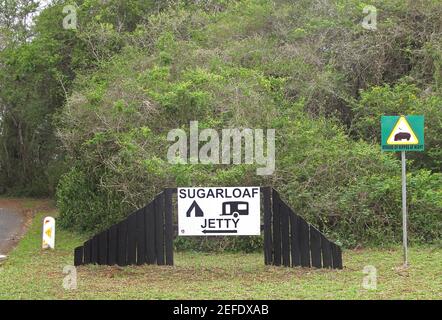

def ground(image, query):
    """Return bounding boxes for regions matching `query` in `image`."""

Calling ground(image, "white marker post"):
[401,151,408,266]
[42,217,55,249]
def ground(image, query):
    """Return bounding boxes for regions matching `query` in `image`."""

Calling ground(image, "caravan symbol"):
[221,201,249,218]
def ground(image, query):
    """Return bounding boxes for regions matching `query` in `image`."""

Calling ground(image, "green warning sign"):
[381,115,424,152]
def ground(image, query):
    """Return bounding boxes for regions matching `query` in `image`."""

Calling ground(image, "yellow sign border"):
[387,116,419,145]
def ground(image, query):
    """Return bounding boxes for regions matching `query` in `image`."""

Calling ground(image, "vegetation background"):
[0,0,441,250]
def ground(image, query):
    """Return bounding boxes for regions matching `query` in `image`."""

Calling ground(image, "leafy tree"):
[54,0,441,247]
[0,0,169,194]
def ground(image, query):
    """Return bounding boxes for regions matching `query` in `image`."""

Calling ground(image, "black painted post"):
[108,224,118,265]
[331,243,343,269]
[164,188,174,266]
[136,208,146,265]
[298,218,311,267]
[145,202,156,264]
[74,246,83,266]
[280,202,291,267]
[154,192,165,265]
[117,220,128,266]
[272,189,282,266]
[98,230,108,265]
[289,211,301,267]
[321,234,332,268]
[127,213,137,265]
[83,239,92,265]
[309,225,322,268]
[262,187,272,265]
[91,235,99,264]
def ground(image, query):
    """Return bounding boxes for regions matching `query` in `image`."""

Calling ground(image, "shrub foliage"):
[1,0,441,248]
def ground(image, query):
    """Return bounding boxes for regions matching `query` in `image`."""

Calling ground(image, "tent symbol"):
[186,200,204,217]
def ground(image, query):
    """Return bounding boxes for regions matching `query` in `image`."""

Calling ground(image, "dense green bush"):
[351,80,442,171]
[50,0,442,248]
[56,166,129,234]
[335,170,442,246]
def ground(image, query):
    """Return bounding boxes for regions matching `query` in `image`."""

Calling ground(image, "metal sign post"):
[381,115,424,267]
[401,151,408,266]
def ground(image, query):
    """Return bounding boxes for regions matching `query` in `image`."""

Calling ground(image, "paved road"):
[0,206,25,255]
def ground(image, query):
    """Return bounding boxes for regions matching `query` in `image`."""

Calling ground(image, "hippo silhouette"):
[394,132,411,141]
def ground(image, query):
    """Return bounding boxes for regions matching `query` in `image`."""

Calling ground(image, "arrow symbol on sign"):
[202,230,238,234]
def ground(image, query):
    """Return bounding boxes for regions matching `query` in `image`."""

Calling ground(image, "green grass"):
[0,210,441,299]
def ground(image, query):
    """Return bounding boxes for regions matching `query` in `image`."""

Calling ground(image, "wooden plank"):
[331,243,343,269]
[127,212,137,265]
[289,211,301,267]
[272,189,281,266]
[108,224,118,265]
[74,246,83,266]
[83,239,91,265]
[280,201,291,267]
[91,235,99,264]
[117,220,128,266]
[164,188,174,266]
[298,217,311,267]
[321,234,332,268]
[262,187,272,265]
[154,192,165,265]
[136,208,146,265]
[98,230,108,265]
[145,202,156,264]
[309,225,322,268]
[336,245,343,269]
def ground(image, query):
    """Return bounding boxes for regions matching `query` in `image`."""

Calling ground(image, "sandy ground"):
[0,199,52,256]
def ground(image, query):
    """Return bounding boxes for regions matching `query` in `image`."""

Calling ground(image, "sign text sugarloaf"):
[179,187,259,200]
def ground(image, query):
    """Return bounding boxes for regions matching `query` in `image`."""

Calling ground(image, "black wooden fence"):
[74,187,342,269]
[262,187,342,269]
[74,188,175,267]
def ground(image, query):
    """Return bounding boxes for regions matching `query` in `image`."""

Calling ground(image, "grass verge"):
[0,208,441,299]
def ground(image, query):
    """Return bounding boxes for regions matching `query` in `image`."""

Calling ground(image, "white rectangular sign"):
[177,187,261,236]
